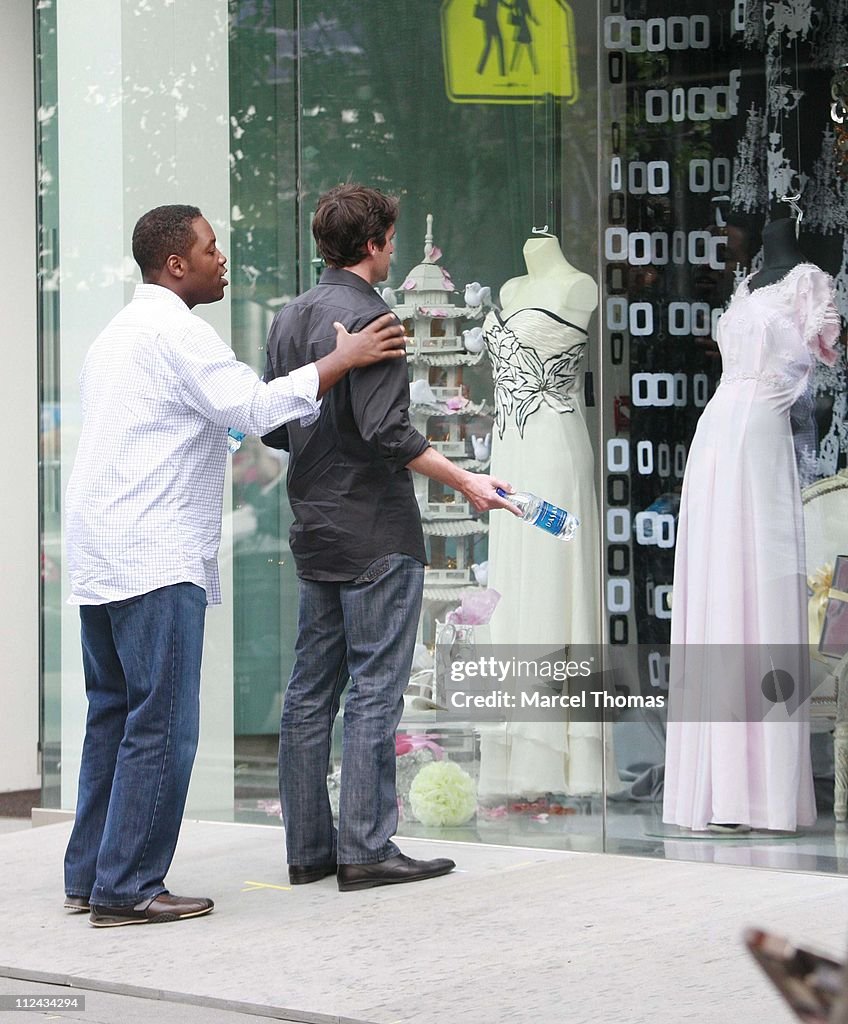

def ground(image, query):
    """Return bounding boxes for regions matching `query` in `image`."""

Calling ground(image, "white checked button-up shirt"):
[66,284,320,605]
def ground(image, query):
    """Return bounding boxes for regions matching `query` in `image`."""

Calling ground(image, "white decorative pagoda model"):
[391,214,494,616]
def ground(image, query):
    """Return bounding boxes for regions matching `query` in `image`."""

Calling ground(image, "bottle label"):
[533,500,569,536]
[227,428,246,455]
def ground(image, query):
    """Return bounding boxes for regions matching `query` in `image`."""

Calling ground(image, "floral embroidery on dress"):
[484,320,585,439]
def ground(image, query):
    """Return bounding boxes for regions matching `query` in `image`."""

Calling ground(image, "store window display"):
[663,215,841,834]
[230,437,292,736]
[478,235,619,799]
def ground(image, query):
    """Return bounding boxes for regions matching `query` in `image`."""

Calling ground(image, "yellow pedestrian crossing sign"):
[441,0,579,105]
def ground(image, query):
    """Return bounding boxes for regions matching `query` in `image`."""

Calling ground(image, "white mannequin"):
[500,236,598,327]
[478,235,617,799]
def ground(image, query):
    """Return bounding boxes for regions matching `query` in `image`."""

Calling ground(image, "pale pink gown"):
[663,264,840,831]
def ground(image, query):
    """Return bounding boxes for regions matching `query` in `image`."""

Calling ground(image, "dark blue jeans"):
[64,583,207,907]
[279,554,424,865]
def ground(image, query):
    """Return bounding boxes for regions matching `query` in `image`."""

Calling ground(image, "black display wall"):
[600,0,848,689]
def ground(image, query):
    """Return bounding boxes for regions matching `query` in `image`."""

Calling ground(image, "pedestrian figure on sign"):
[509,0,540,74]
[475,0,506,76]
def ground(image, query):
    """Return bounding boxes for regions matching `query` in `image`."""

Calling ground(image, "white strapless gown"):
[478,307,618,796]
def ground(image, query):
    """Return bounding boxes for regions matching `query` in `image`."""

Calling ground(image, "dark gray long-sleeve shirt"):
[262,268,429,581]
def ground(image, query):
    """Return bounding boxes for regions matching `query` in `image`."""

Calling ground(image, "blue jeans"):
[279,554,424,865]
[64,583,207,907]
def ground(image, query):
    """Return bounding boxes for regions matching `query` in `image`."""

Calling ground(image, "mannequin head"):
[748,216,806,290]
[761,217,804,264]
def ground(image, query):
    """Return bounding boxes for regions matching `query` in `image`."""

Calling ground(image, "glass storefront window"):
[36,0,62,811]
[227,0,607,850]
[38,0,236,818]
[36,0,848,874]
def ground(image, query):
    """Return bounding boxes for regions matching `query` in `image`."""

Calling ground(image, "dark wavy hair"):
[312,185,398,268]
[132,204,202,277]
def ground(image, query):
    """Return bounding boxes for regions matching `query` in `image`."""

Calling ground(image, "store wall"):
[0,1,40,793]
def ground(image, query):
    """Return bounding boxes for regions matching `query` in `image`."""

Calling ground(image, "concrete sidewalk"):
[0,819,846,1023]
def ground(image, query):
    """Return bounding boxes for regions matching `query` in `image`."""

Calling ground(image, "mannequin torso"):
[748,217,806,291]
[500,236,598,328]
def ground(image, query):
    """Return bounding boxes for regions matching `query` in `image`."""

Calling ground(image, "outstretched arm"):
[406,446,520,515]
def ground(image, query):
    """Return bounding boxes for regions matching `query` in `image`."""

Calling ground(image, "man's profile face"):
[371,224,396,284]
[182,217,228,305]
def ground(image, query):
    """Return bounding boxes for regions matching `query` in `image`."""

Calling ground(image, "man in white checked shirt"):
[62,204,406,927]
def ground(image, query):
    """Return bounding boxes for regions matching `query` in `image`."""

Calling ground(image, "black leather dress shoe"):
[89,893,214,927]
[288,862,337,885]
[337,853,455,891]
[64,895,90,913]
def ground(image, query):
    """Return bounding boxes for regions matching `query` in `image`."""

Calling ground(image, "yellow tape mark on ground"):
[242,880,292,893]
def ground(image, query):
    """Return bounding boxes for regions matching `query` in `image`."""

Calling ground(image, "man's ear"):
[365,237,379,256]
[165,253,185,279]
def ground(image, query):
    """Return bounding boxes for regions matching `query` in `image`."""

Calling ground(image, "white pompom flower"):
[409,760,477,827]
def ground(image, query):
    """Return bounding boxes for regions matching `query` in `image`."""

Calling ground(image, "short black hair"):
[312,185,398,268]
[132,204,202,277]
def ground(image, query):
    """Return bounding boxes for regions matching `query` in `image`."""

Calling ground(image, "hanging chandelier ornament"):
[830,64,848,179]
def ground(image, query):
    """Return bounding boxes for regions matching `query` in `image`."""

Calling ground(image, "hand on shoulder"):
[334,313,407,369]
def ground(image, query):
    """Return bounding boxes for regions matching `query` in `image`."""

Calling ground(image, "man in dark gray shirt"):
[263,184,516,890]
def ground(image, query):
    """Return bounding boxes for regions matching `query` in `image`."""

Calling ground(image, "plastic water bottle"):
[497,488,580,541]
[227,428,245,454]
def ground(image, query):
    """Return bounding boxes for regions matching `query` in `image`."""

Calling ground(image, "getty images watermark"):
[447,653,664,712]
[431,644,814,723]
